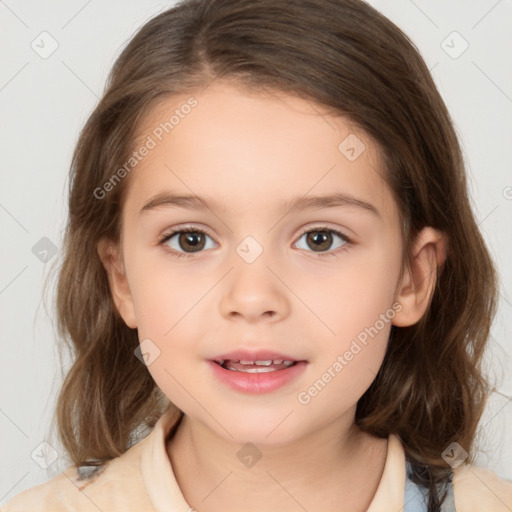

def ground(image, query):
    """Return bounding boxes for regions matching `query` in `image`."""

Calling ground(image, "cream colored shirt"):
[3,409,511,511]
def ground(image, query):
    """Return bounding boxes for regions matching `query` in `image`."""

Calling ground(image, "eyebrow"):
[138,191,381,218]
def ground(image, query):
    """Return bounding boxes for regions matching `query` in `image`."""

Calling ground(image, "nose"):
[218,252,290,323]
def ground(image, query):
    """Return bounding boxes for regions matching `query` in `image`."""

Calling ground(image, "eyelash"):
[158,226,352,259]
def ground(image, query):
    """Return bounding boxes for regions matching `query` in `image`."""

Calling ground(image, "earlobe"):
[392,227,447,328]
[97,238,138,329]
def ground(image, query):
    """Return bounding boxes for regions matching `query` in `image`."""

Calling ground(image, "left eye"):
[294,228,349,255]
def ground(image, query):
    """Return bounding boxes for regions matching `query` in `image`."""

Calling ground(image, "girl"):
[3,0,511,511]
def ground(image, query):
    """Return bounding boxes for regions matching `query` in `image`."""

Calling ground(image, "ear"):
[97,238,137,329]
[392,227,447,327]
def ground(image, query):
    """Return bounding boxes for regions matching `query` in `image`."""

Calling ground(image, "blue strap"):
[404,460,456,511]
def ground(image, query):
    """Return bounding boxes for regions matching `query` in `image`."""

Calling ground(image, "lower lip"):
[207,360,308,394]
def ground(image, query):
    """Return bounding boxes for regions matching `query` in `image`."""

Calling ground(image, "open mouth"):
[213,359,299,373]
[208,358,308,393]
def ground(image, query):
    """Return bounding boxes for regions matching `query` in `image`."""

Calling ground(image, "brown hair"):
[51,1,498,510]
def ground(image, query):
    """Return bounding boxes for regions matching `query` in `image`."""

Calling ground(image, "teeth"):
[218,359,296,372]
[220,359,294,366]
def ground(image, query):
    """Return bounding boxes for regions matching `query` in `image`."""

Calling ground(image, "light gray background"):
[1,0,511,506]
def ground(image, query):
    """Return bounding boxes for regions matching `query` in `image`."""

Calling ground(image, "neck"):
[166,409,388,512]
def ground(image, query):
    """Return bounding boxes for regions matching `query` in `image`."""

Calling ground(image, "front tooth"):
[236,359,293,366]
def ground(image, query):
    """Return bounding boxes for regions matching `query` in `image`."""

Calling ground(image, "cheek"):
[295,295,393,424]
[128,261,208,409]
[301,243,401,339]
[296,243,401,404]
[127,247,207,335]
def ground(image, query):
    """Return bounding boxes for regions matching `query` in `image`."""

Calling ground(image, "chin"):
[213,412,304,447]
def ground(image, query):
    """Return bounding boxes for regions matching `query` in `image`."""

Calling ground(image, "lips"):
[208,358,308,393]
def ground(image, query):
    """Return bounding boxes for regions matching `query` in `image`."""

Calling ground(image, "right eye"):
[159,228,217,258]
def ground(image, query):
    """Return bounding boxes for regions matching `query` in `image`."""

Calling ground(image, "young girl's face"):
[105,80,411,445]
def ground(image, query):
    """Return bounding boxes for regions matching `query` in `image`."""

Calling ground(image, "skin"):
[98,80,446,512]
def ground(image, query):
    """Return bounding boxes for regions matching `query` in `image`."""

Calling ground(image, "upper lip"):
[210,350,305,363]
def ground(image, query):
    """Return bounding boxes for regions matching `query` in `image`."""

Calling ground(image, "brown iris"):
[179,231,206,252]
[306,230,333,252]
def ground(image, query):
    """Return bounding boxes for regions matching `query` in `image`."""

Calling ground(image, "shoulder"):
[453,463,512,512]
[1,464,105,512]
[1,438,155,512]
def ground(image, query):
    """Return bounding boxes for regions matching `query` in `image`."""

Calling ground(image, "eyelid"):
[299,223,352,239]
[159,222,352,240]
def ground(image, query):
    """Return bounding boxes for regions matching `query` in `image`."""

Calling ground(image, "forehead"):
[124,80,397,222]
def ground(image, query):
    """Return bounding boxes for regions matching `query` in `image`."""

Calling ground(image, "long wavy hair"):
[50,1,499,510]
